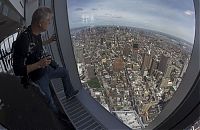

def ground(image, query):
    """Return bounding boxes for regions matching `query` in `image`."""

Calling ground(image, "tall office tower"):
[132,42,139,62]
[133,43,139,50]
[74,47,84,63]
[149,58,159,76]
[84,56,91,65]
[101,37,104,45]
[113,57,124,72]
[141,53,152,72]
[180,59,189,78]
[86,64,96,79]
[158,54,170,74]
[123,44,131,57]
[132,51,138,63]
[160,78,170,88]
[164,65,173,78]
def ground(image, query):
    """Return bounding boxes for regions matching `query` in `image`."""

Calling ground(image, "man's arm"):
[42,39,51,45]
[42,34,56,45]
[27,62,40,74]
[27,56,51,74]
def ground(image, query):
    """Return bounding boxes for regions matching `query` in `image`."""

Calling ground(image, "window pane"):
[68,0,195,128]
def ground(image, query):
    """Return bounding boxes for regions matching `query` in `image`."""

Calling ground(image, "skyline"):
[67,0,195,43]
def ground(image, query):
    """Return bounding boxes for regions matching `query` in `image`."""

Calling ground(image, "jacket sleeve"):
[13,33,30,76]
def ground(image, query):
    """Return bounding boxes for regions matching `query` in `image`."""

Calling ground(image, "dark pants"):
[35,66,75,112]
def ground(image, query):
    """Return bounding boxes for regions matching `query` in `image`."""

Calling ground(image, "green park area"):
[87,77,101,89]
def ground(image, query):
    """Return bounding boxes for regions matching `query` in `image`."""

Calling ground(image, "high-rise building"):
[180,59,189,78]
[141,53,152,72]
[74,47,84,63]
[133,63,140,71]
[113,57,124,72]
[86,64,96,79]
[149,58,159,76]
[101,37,104,45]
[132,42,139,62]
[164,65,173,78]
[132,51,138,63]
[84,56,91,65]
[158,55,170,74]
[133,43,139,50]
[160,78,170,88]
[123,44,131,57]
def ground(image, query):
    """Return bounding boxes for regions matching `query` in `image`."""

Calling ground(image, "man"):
[12,7,78,113]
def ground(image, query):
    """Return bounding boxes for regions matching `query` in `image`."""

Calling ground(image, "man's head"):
[31,7,53,32]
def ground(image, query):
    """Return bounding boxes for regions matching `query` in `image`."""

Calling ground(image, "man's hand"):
[37,56,52,68]
[27,56,51,74]
[48,34,57,43]
[43,34,57,45]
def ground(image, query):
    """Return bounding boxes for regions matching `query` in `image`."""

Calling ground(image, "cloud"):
[92,8,98,11]
[105,13,112,16]
[75,8,84,11]
[184,10,194,16]
[68,0,195,43]
[112,16,122,19]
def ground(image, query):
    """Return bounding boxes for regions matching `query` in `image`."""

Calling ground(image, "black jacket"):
[13,26,46,81]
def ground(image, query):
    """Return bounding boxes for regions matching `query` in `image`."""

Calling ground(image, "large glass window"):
[67,0,195,129]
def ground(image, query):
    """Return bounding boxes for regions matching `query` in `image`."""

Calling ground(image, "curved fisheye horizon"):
[68,0,195,43]
[70,25,194,46]
[0,0,199,130]
[68,0,196,129]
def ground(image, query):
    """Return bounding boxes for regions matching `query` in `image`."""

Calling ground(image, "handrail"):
[0,32,18,73]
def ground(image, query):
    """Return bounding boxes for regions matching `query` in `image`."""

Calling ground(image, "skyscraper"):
[158,55,170,74]
[113,57,124,72]
[164,65,173,78]
[141,53,152,72]
[149,58,159,76]
[123,44,131,57]
[86,64,96,79]
[74,47,84,63]
[84,56,91,65]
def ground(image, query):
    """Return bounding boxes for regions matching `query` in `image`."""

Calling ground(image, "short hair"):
[31,7,53,25]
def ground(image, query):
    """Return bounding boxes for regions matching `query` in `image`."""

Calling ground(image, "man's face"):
[39,14,52,32]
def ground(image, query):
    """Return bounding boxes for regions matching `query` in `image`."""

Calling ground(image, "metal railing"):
[0,32,18,73]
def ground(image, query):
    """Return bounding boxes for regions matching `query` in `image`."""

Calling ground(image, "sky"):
[67,0,195,43]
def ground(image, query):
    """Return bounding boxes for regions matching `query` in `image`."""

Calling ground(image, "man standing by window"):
[12,7,79,113]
